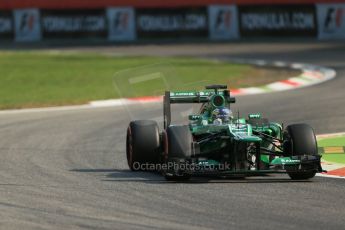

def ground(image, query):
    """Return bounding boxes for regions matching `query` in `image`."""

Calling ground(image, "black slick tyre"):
[283,124,318,180]
[126,120,160,171]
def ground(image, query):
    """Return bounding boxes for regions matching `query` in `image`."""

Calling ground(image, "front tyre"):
[283,124,318,180]
[163,125,192,181]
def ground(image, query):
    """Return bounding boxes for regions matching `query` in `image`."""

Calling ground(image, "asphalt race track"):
[1,42,345,230]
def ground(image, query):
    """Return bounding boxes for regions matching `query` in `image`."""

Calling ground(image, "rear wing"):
[163,90,235,128]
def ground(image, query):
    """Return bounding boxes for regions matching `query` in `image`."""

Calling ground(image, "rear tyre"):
[283,124,318,180]
[126,120,160,171]
[164,125,192,181]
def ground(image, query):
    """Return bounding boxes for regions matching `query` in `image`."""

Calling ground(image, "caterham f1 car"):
[126,85,323,181]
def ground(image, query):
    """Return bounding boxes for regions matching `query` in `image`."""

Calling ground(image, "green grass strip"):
[0,51,253,109]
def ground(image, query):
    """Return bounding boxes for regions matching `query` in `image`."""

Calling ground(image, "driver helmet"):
[211,107,232,124]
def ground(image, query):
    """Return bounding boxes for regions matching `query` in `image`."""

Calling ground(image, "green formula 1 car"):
[126,85,323,181]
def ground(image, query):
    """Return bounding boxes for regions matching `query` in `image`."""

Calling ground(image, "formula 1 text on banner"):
[41,9,106,39]
[136,7,208,40]
[239,5,317,37]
